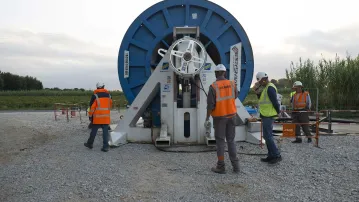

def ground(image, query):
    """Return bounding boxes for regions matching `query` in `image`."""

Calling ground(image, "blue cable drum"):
[118,0,254,123]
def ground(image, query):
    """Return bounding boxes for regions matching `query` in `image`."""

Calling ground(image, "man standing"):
[290,81,312,143]
[206,64,240,174]
[256,72,282,164]
[84,82,113,152]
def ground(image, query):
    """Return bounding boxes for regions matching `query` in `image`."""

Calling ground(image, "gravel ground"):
[0,111,359,202]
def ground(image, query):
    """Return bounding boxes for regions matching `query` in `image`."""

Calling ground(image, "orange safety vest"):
[211,80,237,118]
[89,89,112,124]
[293,91,309,110]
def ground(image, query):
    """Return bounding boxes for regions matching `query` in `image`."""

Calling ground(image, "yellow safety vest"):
[290,91,296,97]
[258,83,278,117]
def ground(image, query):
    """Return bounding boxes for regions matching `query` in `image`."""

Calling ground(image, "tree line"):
[285,54,359,110]
[0,71,43,91]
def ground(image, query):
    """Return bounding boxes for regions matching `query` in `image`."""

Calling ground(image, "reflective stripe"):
[213,80,235,102]
[94,94,111,110]
[293,92,307,109]
[93,114,110,117]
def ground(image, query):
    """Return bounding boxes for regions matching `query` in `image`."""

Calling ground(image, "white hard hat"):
[96,82,105,88]
[292,81,303,88]
[215,64,226,71]
[256,72,268,81]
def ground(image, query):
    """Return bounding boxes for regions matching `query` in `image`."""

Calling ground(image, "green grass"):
[0,92,127,110]
[0,90,293,110]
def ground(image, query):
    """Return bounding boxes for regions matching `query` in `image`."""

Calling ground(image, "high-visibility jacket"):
[210,80,237,118]
[293,91,309,110]
[258,83,278,117]
[89,88,112,124]
[290,91,296,98]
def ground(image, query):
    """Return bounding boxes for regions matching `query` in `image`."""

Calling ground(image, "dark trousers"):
[87,124,109,149]
[292,112,312,138]
[262,117,281,158]
[213,117,238,164]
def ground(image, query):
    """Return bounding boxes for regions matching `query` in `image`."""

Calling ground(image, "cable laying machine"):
[109,0,263,147]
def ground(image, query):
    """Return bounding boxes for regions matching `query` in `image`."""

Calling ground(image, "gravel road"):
[0,111,358,202]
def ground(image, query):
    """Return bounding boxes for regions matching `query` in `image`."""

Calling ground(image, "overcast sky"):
[1,0,359,90]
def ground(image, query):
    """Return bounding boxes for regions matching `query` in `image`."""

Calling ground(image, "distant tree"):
[270,79,278,86]
[277,78,291,89]
[0,71,43,91]
[0,71,3,90]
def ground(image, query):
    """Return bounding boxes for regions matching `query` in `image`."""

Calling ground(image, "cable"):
[198,76,208,97]
[153,144,267,155]
[190,76,208,97]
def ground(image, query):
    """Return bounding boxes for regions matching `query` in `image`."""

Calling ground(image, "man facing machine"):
[205,64,240,174]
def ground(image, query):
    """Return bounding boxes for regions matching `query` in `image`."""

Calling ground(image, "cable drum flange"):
[118,0,254,104]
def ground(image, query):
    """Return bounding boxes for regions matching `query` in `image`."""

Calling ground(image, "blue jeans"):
[262,117,280,158]
[87,124,109,149]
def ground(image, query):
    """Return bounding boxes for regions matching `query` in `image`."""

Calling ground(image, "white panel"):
[235,125,246,141]
[174,108,197,143]
[127,127,152,143]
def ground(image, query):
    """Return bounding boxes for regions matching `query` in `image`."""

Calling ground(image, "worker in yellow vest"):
[291,81,312,143]
[256,72,282,164]
[205,64,239,174]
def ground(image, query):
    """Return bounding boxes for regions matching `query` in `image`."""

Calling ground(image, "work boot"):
[101,147,109,152]
[268,155,282,164]
[260,156,274,162]
[211,161,226,174]
[307,138,312,143]
[231,158,240,173]
[292,138,302,143]
[84,143,93,149]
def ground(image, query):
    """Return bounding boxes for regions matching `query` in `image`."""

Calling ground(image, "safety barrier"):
[259,109,359,148]
[53,103,83,122]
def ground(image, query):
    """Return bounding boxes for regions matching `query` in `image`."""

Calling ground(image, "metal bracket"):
[173,26,200,40]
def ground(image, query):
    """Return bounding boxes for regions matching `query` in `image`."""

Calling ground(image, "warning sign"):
[282,124,296,137]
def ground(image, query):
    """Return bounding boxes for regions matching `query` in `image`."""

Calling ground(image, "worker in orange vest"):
[84,82,113,152]
[291,81,312,143]
[205,64,239,174]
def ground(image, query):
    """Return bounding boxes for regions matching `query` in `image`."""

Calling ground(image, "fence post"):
[315,111,319,147]
[316,88,319,113]
[328,110,332,133]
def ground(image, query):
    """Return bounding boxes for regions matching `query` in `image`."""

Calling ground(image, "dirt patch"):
[0,117,57,164]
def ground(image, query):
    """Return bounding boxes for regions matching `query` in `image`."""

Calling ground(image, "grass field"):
[0,90,127,110]
[0,89,293,110]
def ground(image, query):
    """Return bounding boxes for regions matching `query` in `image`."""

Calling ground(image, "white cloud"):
[0,29,119,90]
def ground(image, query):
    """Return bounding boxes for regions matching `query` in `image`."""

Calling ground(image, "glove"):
[204,120,211,129]
[247,117,257,122]
[89,116,93,121]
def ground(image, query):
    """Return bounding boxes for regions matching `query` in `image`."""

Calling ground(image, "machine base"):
[109,131,127,147]
[205,136,216,147]
[155,136,171,147]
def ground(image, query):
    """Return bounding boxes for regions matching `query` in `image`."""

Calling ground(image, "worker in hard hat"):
[255,72,282,164]
[205,64,240,174]
[290,81,312,143]
[84,82,113,152]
